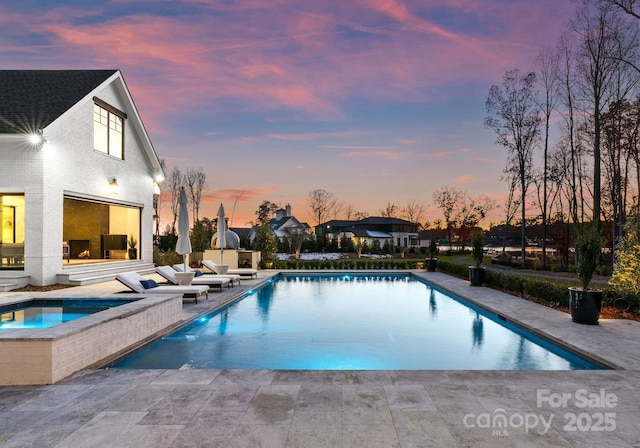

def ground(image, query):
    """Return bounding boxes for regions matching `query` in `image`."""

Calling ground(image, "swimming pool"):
[0,298,136,329]
[113,274,602,370]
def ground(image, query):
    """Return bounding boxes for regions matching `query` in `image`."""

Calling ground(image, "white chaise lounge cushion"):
[116,271,209,298]
[172,264,241,285]
[156,265,230,289]
[201,260,258,278]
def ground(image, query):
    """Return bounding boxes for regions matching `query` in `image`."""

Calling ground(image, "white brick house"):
[0,70,164,287]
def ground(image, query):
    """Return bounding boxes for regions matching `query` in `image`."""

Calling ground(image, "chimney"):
[286,204,291,217]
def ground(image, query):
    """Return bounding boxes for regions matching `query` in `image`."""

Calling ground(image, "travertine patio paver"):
[0,271,639,447]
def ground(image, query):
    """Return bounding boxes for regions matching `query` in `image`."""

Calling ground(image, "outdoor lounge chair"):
[156,265,231,291]
[115,271,208,303]
[201,259,258,279]
[172,264,241,286]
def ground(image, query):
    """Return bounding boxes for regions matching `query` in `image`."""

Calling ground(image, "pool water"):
[114,274,602,370]
[0,299,135,329]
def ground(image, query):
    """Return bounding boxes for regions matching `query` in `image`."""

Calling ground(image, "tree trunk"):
[520,178,527,269]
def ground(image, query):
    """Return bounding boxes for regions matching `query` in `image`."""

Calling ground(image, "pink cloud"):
[265,130,364,140]
[1,0,572,128]
[340,151,405,160]
[201,185,280,204]
[319,145,397,150]
[454,175,476,184]
[421,148,470,160]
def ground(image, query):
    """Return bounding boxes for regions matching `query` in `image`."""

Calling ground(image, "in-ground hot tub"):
[0,294,185,385]
[0,298,139,329]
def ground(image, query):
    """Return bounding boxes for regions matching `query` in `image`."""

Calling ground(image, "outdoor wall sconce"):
[28,131,47,146]
[108,177,119,195]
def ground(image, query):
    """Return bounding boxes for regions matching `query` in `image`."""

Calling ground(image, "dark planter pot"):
[468,266,486,286]
[426,258,437,272]
[568,287,602,324]
[128,249,137,260]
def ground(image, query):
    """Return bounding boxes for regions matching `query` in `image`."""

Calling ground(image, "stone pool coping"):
[415,270,640,370]
[3,268,639,383]
[0,293,186,385]
[0,294,177,340]
[139,270,640,372]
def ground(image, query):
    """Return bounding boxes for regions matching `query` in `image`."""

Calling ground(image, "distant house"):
[249,204,312,245]
[316,217,420,249]
[0,70,164,288]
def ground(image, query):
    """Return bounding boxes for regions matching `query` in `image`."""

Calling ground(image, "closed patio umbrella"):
[216,203,227,264]
[175,187,192,272]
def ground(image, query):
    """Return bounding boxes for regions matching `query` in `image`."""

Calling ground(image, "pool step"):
[57,261,156,286]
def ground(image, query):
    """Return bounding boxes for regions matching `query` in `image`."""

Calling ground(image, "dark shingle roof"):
[0,70,118,133]
[359,216,414,225]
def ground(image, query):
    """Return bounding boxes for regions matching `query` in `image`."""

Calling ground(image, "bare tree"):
[344,203,356,220]
[166,167,184,233]
[401,199,428,228]
[572,0,626,225]
[627,95,640,211]
[454,195,497,247]
[500,168,521,254]
[331,201,345,220]
[534,47,561,269]
[379,201,399,218]
[185,167,207,223]
[432,187,463,251]
[287,228,304,259]
[602,0,640,20]
[308,189,336,226]
[556,33,585,237]
[485,69,541,267]
[154,159,166,239]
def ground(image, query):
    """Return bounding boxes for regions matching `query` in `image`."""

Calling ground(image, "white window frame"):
[93,98,126,159]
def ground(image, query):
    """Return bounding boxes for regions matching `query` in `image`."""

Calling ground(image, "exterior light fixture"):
[28,131,46,146]
[153,181,161,195]
[108,177,119,195]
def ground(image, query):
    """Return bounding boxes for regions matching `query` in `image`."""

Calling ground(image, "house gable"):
[0,69,163,180]
[0,70,117,133]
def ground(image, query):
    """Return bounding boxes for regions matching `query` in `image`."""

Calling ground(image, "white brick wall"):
[0,74,161,285]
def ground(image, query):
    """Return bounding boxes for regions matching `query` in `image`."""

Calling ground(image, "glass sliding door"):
[63,197,140,264]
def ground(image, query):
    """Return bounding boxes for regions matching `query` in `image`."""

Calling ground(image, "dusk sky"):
[1,0,576,228]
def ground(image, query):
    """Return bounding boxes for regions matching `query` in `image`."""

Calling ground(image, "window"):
[1,194,25,269]
[93,100,125,159]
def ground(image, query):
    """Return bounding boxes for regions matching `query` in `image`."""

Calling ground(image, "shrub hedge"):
[437,258,572,308]
[272,258,425,270]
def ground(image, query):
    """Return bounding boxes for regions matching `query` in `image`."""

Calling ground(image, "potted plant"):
[127,235,138,260]
[568,225,603,324]
[468,232,485,286]
[426,234,438,272]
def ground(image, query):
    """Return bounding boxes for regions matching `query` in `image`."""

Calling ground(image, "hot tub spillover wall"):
[0,295,184,385]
